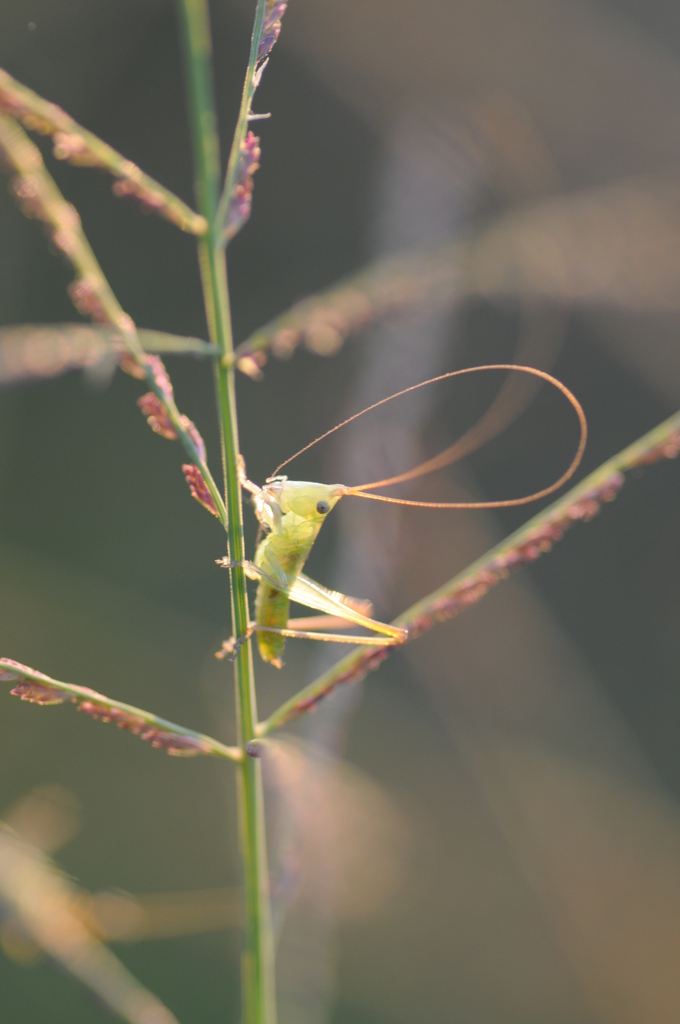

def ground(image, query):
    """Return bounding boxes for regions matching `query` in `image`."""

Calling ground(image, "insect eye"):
[316,500,331,515]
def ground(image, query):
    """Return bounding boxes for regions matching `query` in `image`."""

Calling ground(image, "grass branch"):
[0,113,227,525]
[0,660,241,760]
[256,408,680,736]
[0,323,218,386]
[215,0,269,237]
[0,67,207,235]
[229,241,462,372]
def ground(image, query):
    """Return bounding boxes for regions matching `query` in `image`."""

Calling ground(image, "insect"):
[218,365,587,667]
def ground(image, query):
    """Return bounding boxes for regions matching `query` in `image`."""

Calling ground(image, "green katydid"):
[218,365,587,668]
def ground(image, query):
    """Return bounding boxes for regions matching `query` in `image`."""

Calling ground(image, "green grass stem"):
[176,2,276,1022]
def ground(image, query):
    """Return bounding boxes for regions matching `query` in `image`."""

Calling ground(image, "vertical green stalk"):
[176,3,276,1022]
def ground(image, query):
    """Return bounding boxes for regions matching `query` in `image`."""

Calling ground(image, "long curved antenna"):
[270,365,587,510]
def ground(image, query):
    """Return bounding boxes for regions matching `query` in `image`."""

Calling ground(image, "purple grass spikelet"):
[152,732,213,756]
[112,176,166,213]
[182,464,219,517]
[11,174,45,219]
[136,355,206,461]
[117,353,147,379]
[629,429,680,467]
[10,680,69,705]
[236,351,267,379]
[181,418,207,463]
[258,1,288,61]
[77,701,212,756]
[1,661,67,705]
[52,131,100,166]
[224,131,261,241]
[68,276,109,323]
[137,392,178,440]
[143,353,173,400]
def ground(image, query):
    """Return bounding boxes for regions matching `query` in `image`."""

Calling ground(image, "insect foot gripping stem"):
[216,557,261,580]
[216,628,254,661]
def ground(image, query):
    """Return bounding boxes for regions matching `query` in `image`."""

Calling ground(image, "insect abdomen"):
[254,580,290,668]
[252,504,325,667]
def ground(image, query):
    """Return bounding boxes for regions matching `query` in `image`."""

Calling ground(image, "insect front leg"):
[215,559,290,661]
[216,557,288,590]
[216,557,259,579]
[215,623,255,661]
[214,560,258,660]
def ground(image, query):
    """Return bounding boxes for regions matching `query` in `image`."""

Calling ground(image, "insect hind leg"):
[246,623,406,647]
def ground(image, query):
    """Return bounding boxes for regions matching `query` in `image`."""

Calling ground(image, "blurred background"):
[1,0,680,1021]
